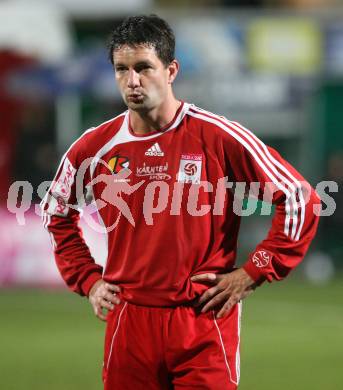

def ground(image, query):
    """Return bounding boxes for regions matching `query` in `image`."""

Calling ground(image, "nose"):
[127,69,140,89]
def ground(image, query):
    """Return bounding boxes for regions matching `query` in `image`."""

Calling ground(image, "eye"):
[136,64,152,73]
[115,66,127,73]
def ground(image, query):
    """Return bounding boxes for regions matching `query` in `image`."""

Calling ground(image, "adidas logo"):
[145,142,164,157]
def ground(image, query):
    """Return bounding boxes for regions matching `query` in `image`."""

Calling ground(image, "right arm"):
[41,138,119,320]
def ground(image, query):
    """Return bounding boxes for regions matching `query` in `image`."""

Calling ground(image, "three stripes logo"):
[145,142,164,157]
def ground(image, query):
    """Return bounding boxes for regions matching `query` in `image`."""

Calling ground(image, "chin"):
[127,100,152,113]
[127,102,144,111]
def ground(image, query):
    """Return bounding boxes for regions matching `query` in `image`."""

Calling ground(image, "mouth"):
[127,93,144,100]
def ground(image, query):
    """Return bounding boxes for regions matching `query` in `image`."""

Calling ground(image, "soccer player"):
[41,15,321,389]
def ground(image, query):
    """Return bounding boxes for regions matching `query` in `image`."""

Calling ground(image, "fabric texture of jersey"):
[41,102,321,306]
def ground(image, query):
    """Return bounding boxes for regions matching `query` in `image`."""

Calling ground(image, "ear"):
[167,59,179,84]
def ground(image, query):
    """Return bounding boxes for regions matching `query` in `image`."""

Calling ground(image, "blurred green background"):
[1,276,342,389]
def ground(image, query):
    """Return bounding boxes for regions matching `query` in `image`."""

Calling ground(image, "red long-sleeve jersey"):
[41,102,321,306]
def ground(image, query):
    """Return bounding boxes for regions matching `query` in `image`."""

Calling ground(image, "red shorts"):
[103,301,242,390]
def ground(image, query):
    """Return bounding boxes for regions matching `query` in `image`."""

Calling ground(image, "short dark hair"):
[108,14,175,67]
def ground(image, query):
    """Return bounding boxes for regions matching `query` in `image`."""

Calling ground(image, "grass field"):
[1,277,342,390]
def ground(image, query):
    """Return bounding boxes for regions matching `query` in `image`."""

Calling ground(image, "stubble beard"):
[125,95,154,114]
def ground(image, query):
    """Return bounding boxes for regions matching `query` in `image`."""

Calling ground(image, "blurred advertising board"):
[247,18,323,75]
[175,19,245,76]
[0,207,106,288]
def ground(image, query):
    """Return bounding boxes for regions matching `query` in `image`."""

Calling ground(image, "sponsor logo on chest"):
[107,155,131,182]
[177,154,202,184]
[108,156,130,173]
[136,162,171,180]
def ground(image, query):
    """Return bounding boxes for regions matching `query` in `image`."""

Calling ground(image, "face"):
[113,44,178,112]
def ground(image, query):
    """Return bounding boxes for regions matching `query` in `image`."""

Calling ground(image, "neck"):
[129,95,181,135]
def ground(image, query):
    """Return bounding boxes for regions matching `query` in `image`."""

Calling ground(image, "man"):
[41,15,320,389]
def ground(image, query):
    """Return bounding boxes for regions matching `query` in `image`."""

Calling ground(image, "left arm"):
[192,120,321,318]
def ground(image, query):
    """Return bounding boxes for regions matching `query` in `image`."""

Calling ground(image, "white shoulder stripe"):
[191,106,305,241]
[208,111,303,241]
[188,109,294,238]
[188,107,304,241]
[230,120,305,240]
[231,120,306,241]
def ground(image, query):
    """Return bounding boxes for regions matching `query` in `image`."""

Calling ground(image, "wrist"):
[242,262,266,286]
[82,273,103,297]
